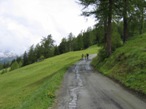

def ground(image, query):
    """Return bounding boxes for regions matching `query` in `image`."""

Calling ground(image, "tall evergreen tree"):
[123,0,128,42]
[54,46,60,55]
[77,34,84,50]
[23,51,28,66]
[59,38,68,54]
[79,0,115,55]
[134,0,146,34]
[27,45,35,64]
[68,33,74,51]
[41,35,54,58]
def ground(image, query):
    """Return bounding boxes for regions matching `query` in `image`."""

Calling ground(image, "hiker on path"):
[86,53,89,60]
[82,54,84,60]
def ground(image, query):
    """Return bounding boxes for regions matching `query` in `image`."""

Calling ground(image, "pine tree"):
[27,45,35,64]
[23,51,28,66]
[41,35,54,58]
[79,0,114,55]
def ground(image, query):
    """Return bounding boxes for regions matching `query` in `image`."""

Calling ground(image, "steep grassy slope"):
[92,34,146,95]
[0,45,99,109]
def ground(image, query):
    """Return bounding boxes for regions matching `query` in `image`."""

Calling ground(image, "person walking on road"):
[82,54,84,60]
[86,53,89,60]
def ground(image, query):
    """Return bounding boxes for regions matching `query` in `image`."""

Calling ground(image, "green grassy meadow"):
[0,45,99,109]
[92,33,146,95]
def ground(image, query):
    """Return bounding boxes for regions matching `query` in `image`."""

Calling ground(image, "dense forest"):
[1,0,146,73]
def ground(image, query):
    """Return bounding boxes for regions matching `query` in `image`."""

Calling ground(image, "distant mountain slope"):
[0,51,17,63]
[92,33,146,95]
[0,56,16,64]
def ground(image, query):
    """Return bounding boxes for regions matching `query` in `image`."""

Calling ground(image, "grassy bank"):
[92,34,146,95]
[0,45,99,109]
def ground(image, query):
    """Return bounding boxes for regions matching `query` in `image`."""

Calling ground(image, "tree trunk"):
[139,7,144,34]
[123,0,128,43]
[104,18,107,44]
[106,0,113,56]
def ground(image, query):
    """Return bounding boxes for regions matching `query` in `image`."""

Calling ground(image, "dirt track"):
[53,54,146,109]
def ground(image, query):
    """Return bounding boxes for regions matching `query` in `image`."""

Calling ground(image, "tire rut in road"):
[68,62,83,109]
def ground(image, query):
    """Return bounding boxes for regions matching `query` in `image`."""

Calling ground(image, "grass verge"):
[92,33,146,95]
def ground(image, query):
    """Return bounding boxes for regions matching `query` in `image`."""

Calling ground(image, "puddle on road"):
[68,65,83,109]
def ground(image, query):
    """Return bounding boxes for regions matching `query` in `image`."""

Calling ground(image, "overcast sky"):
[0,0,96,56]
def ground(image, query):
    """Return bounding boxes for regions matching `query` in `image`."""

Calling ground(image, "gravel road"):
[53,54,146,109]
